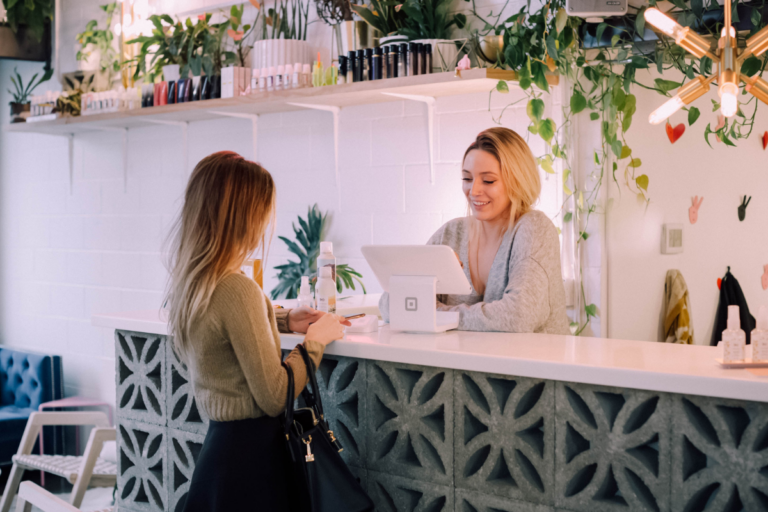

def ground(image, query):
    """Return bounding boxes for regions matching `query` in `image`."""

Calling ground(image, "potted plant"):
[7,66,53,123]
[1,0,52,42]
[250,0,313,70]
[350,0,407,45]
[223,4,258,67]
[76,2,120,90]
[127,15,187,84]
[398,0,467,71]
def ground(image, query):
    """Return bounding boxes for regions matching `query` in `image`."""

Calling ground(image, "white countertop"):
[93,310,768,403]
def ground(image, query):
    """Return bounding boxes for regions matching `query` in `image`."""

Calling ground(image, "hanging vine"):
[468,0,768,333]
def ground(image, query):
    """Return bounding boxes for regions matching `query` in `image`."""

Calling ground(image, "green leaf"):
[635,6,647,34]
[741,56,761,77]
[612,87,626,110]
[570,91,587,113]
[636,174,649,191]
[620,145,632,159]
[622,113,633,133]
[527,98,545,122]
[564,212,573,222]
[496,80,509,94]
[539,155,555,174]
[594,151,600,165]
[539,118,556,143]
[688,106,700,126]
[546,33,559,61]
[531,61,550,92]
[751,7,762,27]
[590,112,600,121]
[655,78,682,93]
[585,303,598,318]
[611,139,623,158]
[596,22,608,45]
[611,34,621,47]
[629,158,642,168]
[692,0,703,18]
[556,8,568,33]
[580,231,590,240]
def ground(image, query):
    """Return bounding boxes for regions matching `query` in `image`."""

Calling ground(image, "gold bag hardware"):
[303,435,314,462]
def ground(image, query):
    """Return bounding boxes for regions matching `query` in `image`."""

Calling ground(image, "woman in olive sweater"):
[164,151,350,511]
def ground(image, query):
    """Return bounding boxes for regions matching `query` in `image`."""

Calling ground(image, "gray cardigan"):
[379,211,571,334]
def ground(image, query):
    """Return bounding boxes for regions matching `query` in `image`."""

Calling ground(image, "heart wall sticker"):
[763,131,768,150]
[666,122,685,143]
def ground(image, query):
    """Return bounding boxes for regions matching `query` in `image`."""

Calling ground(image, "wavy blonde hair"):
[464,127,541,228]
[164,151,275,359]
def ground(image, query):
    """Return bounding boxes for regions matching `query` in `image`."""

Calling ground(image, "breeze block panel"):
[365,360,454,486]
[367,469,454,512]
[116,330,166,426]
[454,371,555,506]
[166,340,209,435]
[117,418,167,512]
[312,354,368,468]
[554,382,672,512]
[166,428,206,512]
[670,393,768,512]
[454,488,555,512]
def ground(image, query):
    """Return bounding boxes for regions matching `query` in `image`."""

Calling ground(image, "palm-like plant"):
[7,66,53,104]
[271,205,366,300]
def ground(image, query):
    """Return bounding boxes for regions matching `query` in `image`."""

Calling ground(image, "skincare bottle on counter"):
[389,45,399,78]
[408,43,417,76]
[425,43,433,73]
[347,51,356,83]
[259,67,267,92]
[399,43,408,77]
[267,67,276,91]
[723,305,746,362]
[297,276,314,309]
[251,68,260,93]
[356,49,365,82]
[302,64,312,87]
[276,65,285,89]
[338,56,347,84]
[753,305,768,362]
[293,63,301,88]
[315,266,336,314]
[317,241,336,281]
[365,48,373,81]
[419,43,427,74]
[373,47,383,80]
[284,64,293,89]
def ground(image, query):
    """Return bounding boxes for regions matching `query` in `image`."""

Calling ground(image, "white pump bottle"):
[297,276,314,309]
[722,305,746,363]
[752,305,768,362]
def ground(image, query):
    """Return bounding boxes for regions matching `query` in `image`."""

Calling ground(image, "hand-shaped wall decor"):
[762,264,768,290]
[689,196,703,224]
[738,196,751,221]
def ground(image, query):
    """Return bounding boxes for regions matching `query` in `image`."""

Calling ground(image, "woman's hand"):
[288,306,324,334]
[305,313,351,346]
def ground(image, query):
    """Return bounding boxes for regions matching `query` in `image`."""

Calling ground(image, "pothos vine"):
[468,0,768,334]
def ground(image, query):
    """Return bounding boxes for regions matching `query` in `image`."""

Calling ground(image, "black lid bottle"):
[388,44,399,78]
[364,48,374,81]
[408,42,417,76]
[356,49,366,82]
[373,47,383,80]
[347,50,357,83]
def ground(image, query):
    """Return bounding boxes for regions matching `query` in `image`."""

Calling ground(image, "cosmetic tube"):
[388,45,399,78]
[383,46,391,78]
[408,43,417,75]
[267,66,276,91]
[356,49,365,82]
[292,63,301,88]
[424,43,432,73]
[302,64,311,87]
[418,43,427,74]
[259,67,267,91]
[347,50,357,83]
[373,47,383,80]
[251,68,260,93]
[276,65,284,89]
[364,48,373,81]
[338,56,347,84]
[399,43,408,77]
[160,81,169,106]
[284,64,293,89]
[414,43,423,75]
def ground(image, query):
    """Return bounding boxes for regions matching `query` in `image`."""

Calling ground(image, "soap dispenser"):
[752,305,768,362]
[723,305,746,362]
[297,276,314,309]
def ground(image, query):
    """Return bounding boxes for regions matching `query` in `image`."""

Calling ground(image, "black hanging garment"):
[710,267,756,346]
[283,346,374,512]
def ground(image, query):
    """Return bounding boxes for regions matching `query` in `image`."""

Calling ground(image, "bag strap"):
[282,361,295,442]
[296,344,325,421]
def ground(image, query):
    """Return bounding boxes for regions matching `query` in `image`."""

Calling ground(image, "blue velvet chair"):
[0,348,63,465]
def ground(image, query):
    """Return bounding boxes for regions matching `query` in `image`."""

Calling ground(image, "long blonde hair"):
[164,151,275,359]
[463,127,541,228]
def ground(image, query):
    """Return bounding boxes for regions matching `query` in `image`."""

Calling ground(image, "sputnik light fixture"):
[644,0,768,124]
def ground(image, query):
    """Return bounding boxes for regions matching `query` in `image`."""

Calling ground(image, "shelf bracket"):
[286,103,341,186]
[208,112,259,161]
[146,120,189,175]
[382,93,436,184]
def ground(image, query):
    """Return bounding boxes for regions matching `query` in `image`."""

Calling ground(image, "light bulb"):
[649,96,684,125]
[721,26,736,38]
[719,81,739,117]
[645,8,684,39]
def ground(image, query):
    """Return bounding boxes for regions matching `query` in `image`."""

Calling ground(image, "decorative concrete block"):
[117,419,167,512]
[166,428,206,512]
[455,488,555,512]
[367,469,454,512]
[365,361,454,486]
[670,393,768,511]
[116,331,166,426]
[312,355,367,468]
[349,465,369,493]
[166,340,209,435]
[454,371,554,505]
[554,382,672,512]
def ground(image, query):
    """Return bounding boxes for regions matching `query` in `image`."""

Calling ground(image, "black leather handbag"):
[282,345,374,512]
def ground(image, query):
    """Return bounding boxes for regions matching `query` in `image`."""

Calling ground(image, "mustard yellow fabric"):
[663,269,694,344]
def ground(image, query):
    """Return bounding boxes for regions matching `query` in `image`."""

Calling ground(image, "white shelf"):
[3,69,555,135]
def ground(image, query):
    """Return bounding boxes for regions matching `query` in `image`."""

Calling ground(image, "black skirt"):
[182,416,290,512]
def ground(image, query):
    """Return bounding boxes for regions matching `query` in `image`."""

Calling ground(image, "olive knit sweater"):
[185,273,325,421]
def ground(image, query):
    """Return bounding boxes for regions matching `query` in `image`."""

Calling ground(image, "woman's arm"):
[217,277,322,417]
[439,256,551,332]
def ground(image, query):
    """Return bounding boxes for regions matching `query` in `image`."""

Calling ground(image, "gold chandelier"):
[644,0,768,124]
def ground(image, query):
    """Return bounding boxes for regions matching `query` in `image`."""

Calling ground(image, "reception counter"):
[96,310,768,512]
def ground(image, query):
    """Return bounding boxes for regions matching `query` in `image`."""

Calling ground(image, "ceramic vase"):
[9,102,30,123]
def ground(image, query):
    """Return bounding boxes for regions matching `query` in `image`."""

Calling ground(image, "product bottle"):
[419,43,427,74]
[424,43,433,74]
[399,43,408,77]
[284,64,293,89]
[414,43,423,75]
[267,66,276,91]
[383,46,391,78]
[302,64,312,87]
[364,48,373,81]
[276,65,285,89]
[723,305,747,362]
[356,49,366,82]
[293,62,301,88]
[317,241,336,281]
[251,68,260,93]
[338,56,347,84]
[408,43,418,76]
[389,45,399,78]
[753,305,768,362]
[315,266,336,314]
[259,67,267,92]
[297,276,314,309]
[347,50,356,83]
[373,47,383,80]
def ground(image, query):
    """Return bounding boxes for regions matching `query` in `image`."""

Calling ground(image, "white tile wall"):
[0,0,565,405]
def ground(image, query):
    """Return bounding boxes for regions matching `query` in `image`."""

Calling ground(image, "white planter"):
[380,34,408,46]
[412,38,461,73]
[163,64,181,82]
[250,39,313,70]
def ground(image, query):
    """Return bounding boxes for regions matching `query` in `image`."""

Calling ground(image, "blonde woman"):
[381,127,570,333]
[164,151,350,511]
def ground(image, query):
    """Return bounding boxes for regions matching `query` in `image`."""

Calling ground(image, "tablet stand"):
[389,275,460,333]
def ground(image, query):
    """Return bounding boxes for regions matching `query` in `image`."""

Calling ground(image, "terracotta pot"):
[9,102,30,123]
